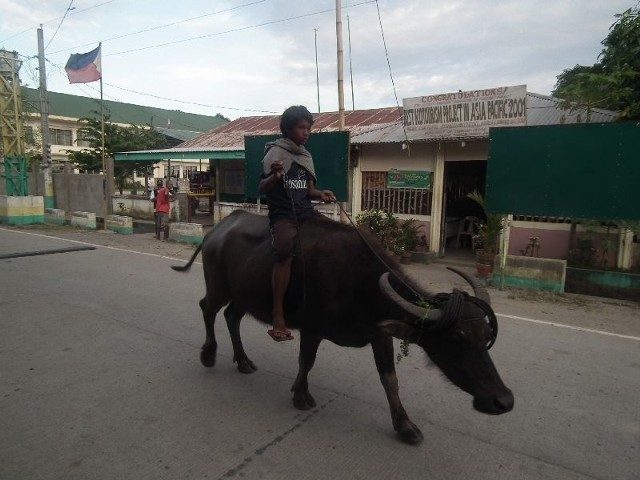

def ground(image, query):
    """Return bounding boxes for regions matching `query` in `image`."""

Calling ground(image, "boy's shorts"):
[270,218,299,262]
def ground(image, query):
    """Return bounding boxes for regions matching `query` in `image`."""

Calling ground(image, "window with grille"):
[50,128,72,146]
[361,171,432,215]
[77,132,92,147]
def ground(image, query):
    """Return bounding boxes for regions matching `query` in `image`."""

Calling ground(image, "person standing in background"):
[155,179,173,240]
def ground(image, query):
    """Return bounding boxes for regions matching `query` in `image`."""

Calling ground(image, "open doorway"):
[441,160,486,259]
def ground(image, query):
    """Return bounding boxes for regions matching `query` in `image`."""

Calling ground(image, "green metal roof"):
[21,87,228,132]
[114,148,244,161]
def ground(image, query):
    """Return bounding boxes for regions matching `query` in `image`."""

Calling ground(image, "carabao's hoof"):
[200,347,216,368]
[235,357,257,374]
[396,421,424,445]
[293,391,316,410]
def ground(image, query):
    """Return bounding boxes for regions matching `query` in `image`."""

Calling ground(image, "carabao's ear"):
[376,320,416,340]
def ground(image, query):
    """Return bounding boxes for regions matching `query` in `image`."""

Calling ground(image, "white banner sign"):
[402,85,527,140]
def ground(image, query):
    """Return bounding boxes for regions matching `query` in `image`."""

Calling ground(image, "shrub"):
[355,209,423,256]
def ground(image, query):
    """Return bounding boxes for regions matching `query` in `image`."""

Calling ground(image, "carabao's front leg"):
[371,336,423,444]
[291,331,322,410]
[223,302,257,374]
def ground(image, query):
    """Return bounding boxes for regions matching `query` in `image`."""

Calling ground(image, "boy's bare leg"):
[271,257,293,338]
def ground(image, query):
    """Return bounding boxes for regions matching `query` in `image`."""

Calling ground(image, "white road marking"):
[0,227,202,265]
[497,313,640,341]
[4,228,638,341]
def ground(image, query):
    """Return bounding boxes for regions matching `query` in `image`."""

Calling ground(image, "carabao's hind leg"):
[224,302,257,374]
[200,295,224,367]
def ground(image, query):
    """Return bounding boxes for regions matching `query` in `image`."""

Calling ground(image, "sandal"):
[268,329,294,342]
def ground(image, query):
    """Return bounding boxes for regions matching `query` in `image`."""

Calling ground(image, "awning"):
[113,147,244,162]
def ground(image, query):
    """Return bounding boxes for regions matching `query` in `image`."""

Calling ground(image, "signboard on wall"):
[402,85,527,140]
[387,169,431,189]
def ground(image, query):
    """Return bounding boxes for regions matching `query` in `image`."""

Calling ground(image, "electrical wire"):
[45,1,75,51]
[48,0,268,55]
[45,59,277,122]
[0,0,117,44]
[102,1,376,57]
[103,82,279,115]
[374,0,410,150]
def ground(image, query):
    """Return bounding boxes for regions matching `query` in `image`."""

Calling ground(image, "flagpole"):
[99,42,108,227]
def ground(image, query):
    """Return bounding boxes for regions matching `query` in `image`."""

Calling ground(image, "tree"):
[67,112,168,193]
[552,6,640,120]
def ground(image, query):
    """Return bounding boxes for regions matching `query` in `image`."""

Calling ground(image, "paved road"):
[1,225,638,480]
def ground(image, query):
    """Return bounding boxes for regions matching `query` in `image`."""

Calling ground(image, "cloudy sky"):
[1,0,634,122]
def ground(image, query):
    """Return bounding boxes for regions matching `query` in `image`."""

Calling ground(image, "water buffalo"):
[172,210,513,444]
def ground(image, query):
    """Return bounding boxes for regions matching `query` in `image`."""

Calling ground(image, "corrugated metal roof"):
[177,93,618,150]
[525,92,618,125]
[179,107,402,150]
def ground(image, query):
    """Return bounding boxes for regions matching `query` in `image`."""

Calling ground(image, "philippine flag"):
[65,45,102,84]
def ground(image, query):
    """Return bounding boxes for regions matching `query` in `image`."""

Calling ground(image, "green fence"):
[3,156,29,196]
[244,131,350,201]
[487,123,639,220]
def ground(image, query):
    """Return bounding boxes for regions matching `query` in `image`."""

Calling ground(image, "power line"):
[0,0,118,44]
[104,82,279,114]
[47,1,376,57]
[45,1,75,51]
[48,0,267,55]
[45,60,276,126]
[19,1,380,121]
[374,0,409,146]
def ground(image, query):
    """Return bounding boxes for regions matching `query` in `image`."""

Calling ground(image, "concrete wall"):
[494,255,567,293]
[509,220,624,268]
[53,172,105,217]
[1,170,107,217]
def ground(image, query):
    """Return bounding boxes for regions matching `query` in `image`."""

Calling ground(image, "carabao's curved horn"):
[379,273,440,321]
[446,267,491,305]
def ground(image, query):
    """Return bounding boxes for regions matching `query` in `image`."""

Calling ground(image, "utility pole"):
[314,29,320,113]
[335,0,345,131]
[335,0,347,222]
[37,26,54,208]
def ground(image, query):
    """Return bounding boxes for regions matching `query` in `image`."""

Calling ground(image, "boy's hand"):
[270,160,284,179]
[320,190,336,203]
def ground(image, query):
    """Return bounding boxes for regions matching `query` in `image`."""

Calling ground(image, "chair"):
[456,216,479,248]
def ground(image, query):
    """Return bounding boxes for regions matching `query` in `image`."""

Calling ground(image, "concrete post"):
[430,142,445,255]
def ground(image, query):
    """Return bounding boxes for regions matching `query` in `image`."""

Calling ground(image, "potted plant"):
[467,192,504,277]
[355,209,423,263]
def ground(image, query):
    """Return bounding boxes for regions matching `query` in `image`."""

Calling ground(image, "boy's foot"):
[267,329,294,342]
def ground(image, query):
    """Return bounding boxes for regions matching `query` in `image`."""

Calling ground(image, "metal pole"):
[335,0,347,222]
[37,26,54,208]
[99,42,109,226]
[315,28,320,113]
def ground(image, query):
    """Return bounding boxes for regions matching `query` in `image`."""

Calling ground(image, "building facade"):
[19,87,227,180]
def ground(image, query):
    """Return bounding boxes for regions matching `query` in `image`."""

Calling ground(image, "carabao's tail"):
[171,242,203,272]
